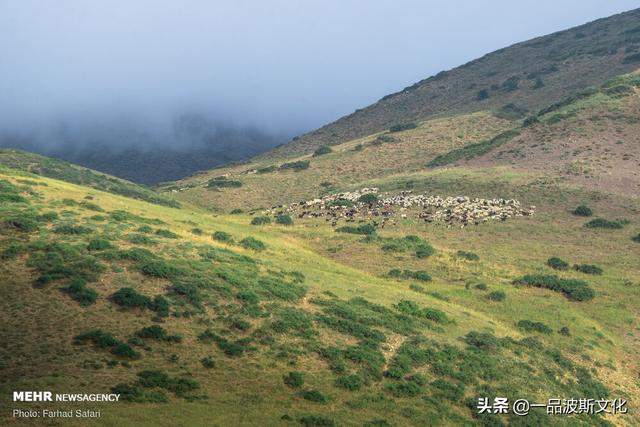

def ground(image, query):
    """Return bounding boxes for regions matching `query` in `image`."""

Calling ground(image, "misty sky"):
[0,0,638,141]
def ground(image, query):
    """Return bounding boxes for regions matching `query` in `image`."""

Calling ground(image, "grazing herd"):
[263,188,535,228]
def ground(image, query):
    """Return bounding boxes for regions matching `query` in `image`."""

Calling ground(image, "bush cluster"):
[572,205,593,217]
[456,250,479,261]
[62,278,98,306]
[389,123,417,132]
[517,320,553,334]
[313,145,333,156]
[207,177,242,188]
[487,290,506,301]
[547,257,569,270]
[573,264,603,275]
[336,223,376,235]
[74,329,140,359]
[585,218,625,229]
[111,287,151,309]
[27,242,105,286]
[212,231,233,242]
[283,371,304,388]
[240,237,266,251]
[135,325,181,342]
[279,160,310,171]
[275,214,293,225]
[250,216,271,225]
[513,274,595,301]
[387,269,432,282]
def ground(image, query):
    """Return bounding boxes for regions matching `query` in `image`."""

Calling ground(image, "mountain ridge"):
[264,7,640,159]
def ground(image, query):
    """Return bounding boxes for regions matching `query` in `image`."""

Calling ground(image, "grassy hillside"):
[2,150,639,425]
[266,7,640,159]
[166,71,640,212]
[461,73,640,195]
[0,149,180,207]
[163,111,512,211]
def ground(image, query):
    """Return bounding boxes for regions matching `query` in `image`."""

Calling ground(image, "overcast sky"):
[0,0,638,140]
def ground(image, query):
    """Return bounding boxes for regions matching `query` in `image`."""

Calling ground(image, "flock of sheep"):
[264,188,535,227]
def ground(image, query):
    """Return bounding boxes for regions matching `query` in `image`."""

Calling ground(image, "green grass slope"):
[0,149,180,208]
[1,152,639,425]
[267,7,640,158]
[167,71,640,212]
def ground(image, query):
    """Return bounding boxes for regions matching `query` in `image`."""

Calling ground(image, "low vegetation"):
[513,274,595,301]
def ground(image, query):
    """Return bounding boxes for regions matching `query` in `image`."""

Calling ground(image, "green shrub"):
[300,389,328,403]
[201,356,215,368]
[464,331,498,350]
[513,274,595,301]
[87,238,113,251]
[547,257,569,270]
[334,374,363,391]
[271,308,315,338]
[299,415,335,427]
[138,259,183,279]
[385,380,421,397]
[38,211,59,222]
[250,216,271,225]
[559,326,571,336]
[415,244,434,259]
[517,320,553,334]
[585,218,625,229]
[197,329,251,357]
[387,269,431,282]
[389,123,417,132]
[111,287,151,309]
[27,242,105,286]
[423,308,448,323]
[0,242,25,260]
[474,283,487,290]
[170,282,203,307]
[283,371,304,388]
[358,193,378,204]
[279,160,310,171]
[207,177,242,188]
[80,201,104,212]
[456,250,479,261]
[313,145,333,156]
[127,234,158,245]
[136,370,199,396]
[5,216,39,232]
[190,227,203,235]
[61,278,98,306]
[149,295,170,317]
[230,208,243,214]
[573,264,603,275]
[371,134,396,145]
[74,329,119,348]
[336,223,376,235]
[632,234,640,243]
[155,229,179,238]
[431,379,465,401]
[572,205,593,217]
[135,325,168,340]
[256,165,276,174]
[275,214,293,225]
[476,89,489,100]
[111,343,141,359]
[487,290,506,301]
[212,231,233,242]
[240,237,266,251]
[137,225,153,233]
